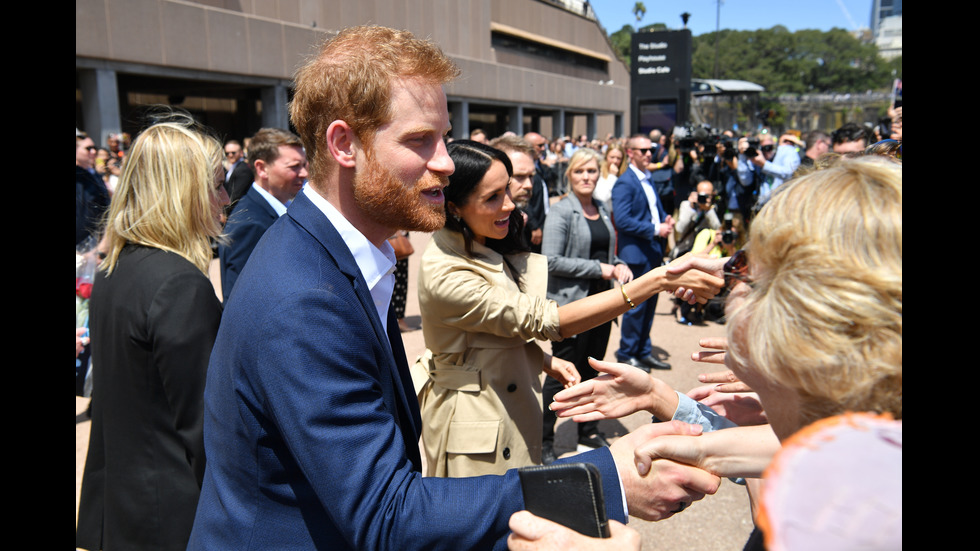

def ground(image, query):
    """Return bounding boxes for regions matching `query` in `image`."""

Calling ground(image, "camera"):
[719,137,736,160]
[697,193,711,205]
[722,212,735,244]
[742,137,760,159]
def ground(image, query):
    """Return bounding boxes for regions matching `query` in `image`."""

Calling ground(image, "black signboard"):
[631,29,692,136]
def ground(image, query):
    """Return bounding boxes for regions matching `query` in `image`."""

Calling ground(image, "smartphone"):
[518,463,610,538]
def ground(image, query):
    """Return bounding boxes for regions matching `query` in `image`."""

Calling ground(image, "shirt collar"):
[628,162,651,182]
[302,186,397,331]
[251,182,288,217]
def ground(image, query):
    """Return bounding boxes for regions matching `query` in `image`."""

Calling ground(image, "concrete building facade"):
[76,0,630,147]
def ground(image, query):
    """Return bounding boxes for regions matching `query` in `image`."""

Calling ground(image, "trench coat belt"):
[429,367,482,392]
[412,349,484,395]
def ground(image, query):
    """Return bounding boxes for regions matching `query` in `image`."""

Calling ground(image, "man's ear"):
[253,159,269,181]
[326,120,358,169]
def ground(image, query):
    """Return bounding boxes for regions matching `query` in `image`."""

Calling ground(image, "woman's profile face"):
[725,272,802,442]
[569,159,599,199]
[210,167,231,228]
[452,160,515,245]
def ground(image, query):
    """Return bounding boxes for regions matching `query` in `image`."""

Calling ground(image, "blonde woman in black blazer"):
[76,113,229,551]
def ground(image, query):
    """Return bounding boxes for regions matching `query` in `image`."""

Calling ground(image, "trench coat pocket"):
[446,420,500,454]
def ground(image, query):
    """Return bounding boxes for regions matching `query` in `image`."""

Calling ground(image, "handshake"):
[511,333,772,550]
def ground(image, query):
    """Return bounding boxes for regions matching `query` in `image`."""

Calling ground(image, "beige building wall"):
[76,0,630,141]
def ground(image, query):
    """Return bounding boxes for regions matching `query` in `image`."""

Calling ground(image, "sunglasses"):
[723,249,752,290]
[225,151,239,157]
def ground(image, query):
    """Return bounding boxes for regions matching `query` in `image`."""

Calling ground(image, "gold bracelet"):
[621,283,636,309]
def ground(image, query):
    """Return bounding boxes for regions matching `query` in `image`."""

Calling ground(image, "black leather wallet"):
[518,462,610,538]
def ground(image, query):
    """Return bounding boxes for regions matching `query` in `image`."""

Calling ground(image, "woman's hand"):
[661,255,725,304]
[690,337,729,366]
[551,357,678,421]
[612,263,633,284]
[634,425,781,479]
[543,353,581,389]
[686,384,767,426]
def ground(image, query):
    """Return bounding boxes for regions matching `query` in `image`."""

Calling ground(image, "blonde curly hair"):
[727,156,902,428]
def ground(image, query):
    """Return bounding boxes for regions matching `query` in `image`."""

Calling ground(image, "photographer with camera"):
[750,132,801,206]
[670,181,724,325]
[647,129,674,215]
[672,126,720,216]
[674,180,722,244]
[729,135,762,229]
[708,134,737,209]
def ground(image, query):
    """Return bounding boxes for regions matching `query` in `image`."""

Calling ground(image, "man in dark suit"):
[76,131,110,246]
[522,131,552,253]
[218,128,307,303]
[223,139,254,207]
[611,134,676,371]
[189,26,717,551]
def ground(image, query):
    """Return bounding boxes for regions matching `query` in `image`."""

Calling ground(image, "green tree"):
[690,26,894,94]
[632,2,646,23]
[609,24,635,67]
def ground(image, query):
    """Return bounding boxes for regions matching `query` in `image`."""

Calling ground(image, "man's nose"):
[428,139,455,176]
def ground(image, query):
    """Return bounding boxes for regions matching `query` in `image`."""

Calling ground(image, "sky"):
[590,0,875,36]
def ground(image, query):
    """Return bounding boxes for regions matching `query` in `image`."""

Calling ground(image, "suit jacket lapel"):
[286,193,424,466]
[246,187,281,222]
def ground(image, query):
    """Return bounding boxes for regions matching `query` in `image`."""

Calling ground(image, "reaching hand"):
[507,511,640,551]
[667,254,726,279]
[686,385,767,426]
[634,424,782,480]
[611,263,634,284]
[690,337,729,366]
[550,358,661,422]
[543,354,581,389]
[695,367,753,394]
[610,421,721,521]
[661,258,724,305]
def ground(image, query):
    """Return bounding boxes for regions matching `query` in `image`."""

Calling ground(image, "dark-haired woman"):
[413,140,724,477]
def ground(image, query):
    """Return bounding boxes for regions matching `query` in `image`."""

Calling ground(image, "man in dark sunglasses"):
[224,139,255,207]
[610,134,676,371]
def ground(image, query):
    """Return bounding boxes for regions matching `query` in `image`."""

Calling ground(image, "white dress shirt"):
[302,186,397,335]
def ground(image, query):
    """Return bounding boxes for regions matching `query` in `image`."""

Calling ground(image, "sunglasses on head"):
[723,249,752,290]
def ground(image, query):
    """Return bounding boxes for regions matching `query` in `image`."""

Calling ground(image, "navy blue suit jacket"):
[611,167,667,269]
[218,186,279,303]
[188,191,626,550]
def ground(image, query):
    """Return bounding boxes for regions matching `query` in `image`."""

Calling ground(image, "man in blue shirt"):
[751,133,801,206]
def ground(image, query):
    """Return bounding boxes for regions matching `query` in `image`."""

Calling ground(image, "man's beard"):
[511,192,530,211]
[352,154,447,233]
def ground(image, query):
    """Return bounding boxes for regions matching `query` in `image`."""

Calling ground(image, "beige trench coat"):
[411,229,563,477]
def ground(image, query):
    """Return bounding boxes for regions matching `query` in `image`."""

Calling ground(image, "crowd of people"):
[76,24,901,551]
